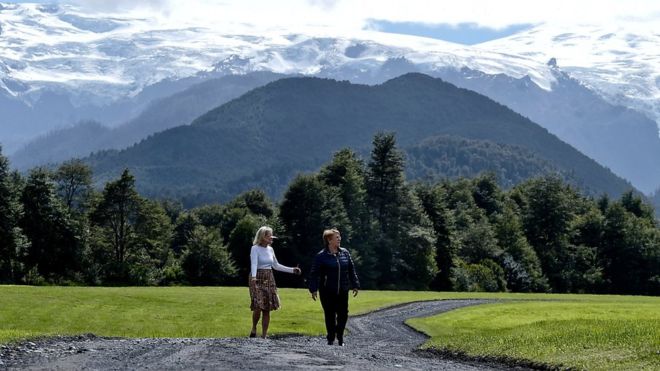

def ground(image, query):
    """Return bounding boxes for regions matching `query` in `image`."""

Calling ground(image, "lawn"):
[1,286,658,370]
[408,297,660,370]
[0,285,456,342]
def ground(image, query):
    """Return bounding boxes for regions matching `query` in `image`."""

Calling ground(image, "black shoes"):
[327,340,334,345]
[249,331,256,338]
[337,336,344,346]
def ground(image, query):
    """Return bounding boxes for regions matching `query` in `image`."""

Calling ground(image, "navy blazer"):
[308,247,360,293]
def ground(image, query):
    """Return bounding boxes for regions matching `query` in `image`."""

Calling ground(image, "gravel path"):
[0,299,523,370]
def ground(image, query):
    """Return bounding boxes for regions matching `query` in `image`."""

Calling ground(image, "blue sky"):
[3,0,659,45]
[365,21,534,45]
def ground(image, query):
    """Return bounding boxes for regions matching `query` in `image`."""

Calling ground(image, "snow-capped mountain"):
[0,2,558,105]
[2,2,660,193]
[480,23,660,133]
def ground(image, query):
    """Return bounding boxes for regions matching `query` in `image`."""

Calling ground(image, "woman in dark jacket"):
[308,228,360,346]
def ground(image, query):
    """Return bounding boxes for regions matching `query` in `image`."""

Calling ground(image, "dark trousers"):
[319,289,349,343]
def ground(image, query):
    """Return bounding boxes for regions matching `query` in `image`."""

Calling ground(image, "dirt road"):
[1,299,524,370]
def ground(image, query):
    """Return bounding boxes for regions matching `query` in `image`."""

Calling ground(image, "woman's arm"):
[271,247,296,274]
[308,253,321,294]
[346,249,360,290]
[249,246,259,279]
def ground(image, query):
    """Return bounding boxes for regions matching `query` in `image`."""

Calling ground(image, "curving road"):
[1,299,519,370]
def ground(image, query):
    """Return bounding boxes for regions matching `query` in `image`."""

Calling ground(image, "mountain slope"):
[434,65,660,194]
[86,74,633,203]
[10,72,285,169]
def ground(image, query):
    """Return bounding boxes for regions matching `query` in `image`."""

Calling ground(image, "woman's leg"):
[261,310,270,338]
[251,309,261,336]
[320,290,337,344]
[336,290,349,345]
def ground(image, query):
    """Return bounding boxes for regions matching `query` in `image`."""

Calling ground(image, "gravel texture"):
[0,299,532,370]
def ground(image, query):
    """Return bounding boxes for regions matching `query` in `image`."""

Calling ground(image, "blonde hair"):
[253,226,273,246]
[323,228,340,247]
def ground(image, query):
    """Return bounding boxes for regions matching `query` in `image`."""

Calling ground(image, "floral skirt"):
[249,269,281,311]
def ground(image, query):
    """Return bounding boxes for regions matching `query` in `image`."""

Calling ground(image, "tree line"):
[0,134,658,295]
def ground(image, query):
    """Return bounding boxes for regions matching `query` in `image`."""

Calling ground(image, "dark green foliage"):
[366,133,405,286]
[226,189,275,219]
[366,134,437,289]
[450,259,506,292]
[4,133,659,294]
[19,169,81,282]
[53,159,92,212]
[86,74,632,204]
[130,200,173,285]
[619,191,656,222]
[172,212,201,255]
[90,169,150,283]
[415,183,455,290]
[601,202,660,295]
[226,214,264,283]
[516,175,579,292]
[471,173,504,218]
[494,201,549,292]
[405,136,562,189]
[0,147,26,283]
[279,174,349,277]
[318,149,377,287]
[181,226,237,285]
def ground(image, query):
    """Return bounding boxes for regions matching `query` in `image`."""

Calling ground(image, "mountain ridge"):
[85,73,634,204]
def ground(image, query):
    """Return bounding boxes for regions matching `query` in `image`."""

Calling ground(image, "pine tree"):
[181,226,237,285]
[279,174,349,275]
[415,183,455,290]
[0,148,24,283]
[495,200,548,292]
[366,133,436,288]
[319,149,377,287]
[20,168,81,282]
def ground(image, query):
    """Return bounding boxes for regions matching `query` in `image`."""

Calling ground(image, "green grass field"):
[1,286,658,370]
[409,299,660,370]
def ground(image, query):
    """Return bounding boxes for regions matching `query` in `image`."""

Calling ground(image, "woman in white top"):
[249,226,301,338]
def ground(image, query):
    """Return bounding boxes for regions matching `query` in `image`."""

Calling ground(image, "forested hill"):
[87,73,633,203]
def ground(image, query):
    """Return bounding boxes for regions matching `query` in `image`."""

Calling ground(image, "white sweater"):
[250,245,294,278]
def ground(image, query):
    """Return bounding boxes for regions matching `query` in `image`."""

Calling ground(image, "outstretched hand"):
[293,264,302,275]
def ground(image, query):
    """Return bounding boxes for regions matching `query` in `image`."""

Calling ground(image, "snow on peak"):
[1,4,658,130]
[480,23,660,130]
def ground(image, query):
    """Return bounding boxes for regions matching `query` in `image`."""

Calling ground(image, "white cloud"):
[65,0,660,32]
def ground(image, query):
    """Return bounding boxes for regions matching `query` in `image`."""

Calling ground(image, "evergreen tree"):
[279,174,349,276]
[0,148,26,283]
[226,189,274,218]
[20,168,81,282]
[472,172,503,218]
[366,133,437,288]
[601,202,660,294]
[619,190,656,223]
[367,133,405,232]
[131,199,173,285]
[181,226,237,285]
[415,183,455,290]
[319,149,377,287]
[494,200,549,292]
[90,169,142,283]
[226,213,264,283]
[172,212,201,255]
[517,175,578,292]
